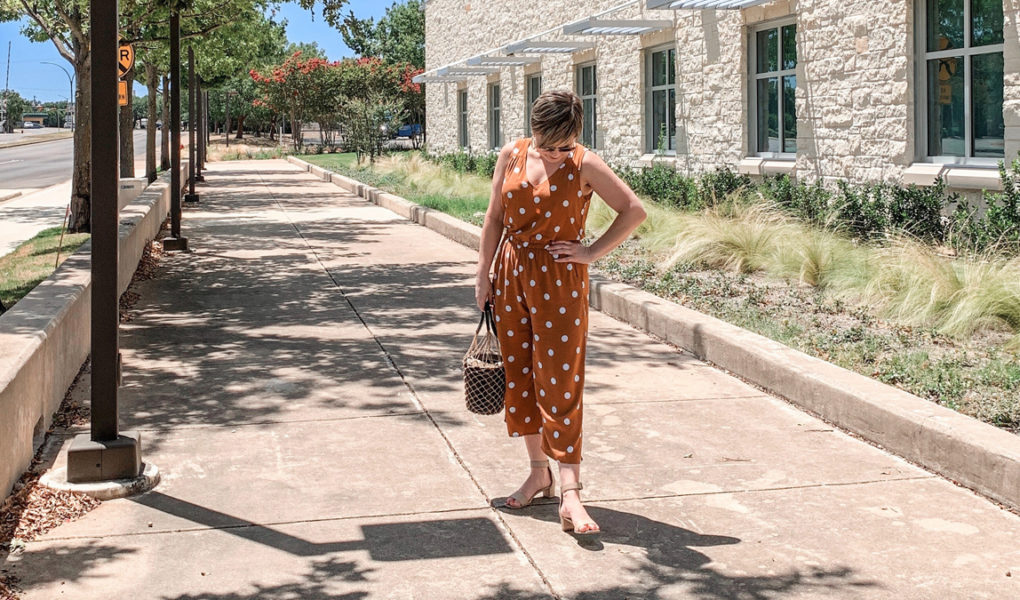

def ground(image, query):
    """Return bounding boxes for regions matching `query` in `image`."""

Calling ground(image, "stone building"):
[417,0,1020,192]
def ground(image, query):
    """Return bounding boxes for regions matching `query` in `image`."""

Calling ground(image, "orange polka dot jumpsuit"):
[493,137,593,464]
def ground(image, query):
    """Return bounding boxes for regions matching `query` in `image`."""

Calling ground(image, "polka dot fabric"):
[494,138,593,464]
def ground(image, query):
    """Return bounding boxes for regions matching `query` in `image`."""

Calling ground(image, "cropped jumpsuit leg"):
[492,138,593,464]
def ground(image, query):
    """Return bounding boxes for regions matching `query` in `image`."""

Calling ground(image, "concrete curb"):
[40,462,161,501]
[0,131,75,150]
[0,191,22,203]
[287,155,1020,512]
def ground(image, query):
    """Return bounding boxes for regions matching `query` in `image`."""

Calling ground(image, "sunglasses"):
[536,143,576,153]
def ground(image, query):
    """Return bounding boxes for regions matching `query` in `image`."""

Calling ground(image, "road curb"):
[0,191,22,203]
[287,155,1020,513]
[0,131,75,150]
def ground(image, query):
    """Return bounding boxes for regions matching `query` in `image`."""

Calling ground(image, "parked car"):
[397,123,422,138]
[22,122,42,129]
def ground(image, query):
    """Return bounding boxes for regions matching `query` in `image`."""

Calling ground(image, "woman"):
[474,90,646,534]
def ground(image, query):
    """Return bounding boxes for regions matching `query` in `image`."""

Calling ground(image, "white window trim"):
[575,62,598,149]
[644,43,677,156]
[914,0,1005,167]
[748,17,797,160]
[488,82,502,150]
[458,89,469,149]
[525,74,542,137]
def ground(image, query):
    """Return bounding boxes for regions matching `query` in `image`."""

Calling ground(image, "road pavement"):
[0,130,148,198]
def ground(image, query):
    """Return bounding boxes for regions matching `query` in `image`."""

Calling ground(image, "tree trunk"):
[235,114,245,139]
[68,42,92,233]
[145,63,158,183]
[160,76,171,171]
[119,66,135,178]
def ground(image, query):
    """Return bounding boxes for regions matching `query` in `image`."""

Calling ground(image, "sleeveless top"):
[500,138,592,245]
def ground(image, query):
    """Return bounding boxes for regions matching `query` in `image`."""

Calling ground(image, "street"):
[0,129,148,197]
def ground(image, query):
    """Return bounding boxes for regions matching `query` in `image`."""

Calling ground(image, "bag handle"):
[476,301,498,337]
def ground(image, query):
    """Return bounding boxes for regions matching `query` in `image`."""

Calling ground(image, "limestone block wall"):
[424,0,1020,187]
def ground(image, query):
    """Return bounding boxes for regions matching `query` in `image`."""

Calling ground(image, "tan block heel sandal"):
[504,460,555,509]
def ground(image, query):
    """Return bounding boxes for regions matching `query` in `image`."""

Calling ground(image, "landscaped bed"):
[300,151,1020,433]
[0,227,90,311]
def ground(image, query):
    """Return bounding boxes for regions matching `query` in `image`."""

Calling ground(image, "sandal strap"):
[530,460,550,469]
[560,482,583,493]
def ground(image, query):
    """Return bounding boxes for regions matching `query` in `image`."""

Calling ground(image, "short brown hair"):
[530,90,583,145]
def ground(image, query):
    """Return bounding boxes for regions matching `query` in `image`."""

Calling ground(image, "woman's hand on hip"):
[475,274,493,312]
[546,241,595,265]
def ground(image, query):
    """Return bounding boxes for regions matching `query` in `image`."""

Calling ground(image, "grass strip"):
[0,227,90,310]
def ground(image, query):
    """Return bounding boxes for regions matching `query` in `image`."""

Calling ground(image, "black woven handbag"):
[463,303,505,415]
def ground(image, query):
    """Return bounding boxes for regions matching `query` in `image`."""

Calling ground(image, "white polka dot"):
[524,416,531,423]
[570,218,575,224]
[505,279,510,286]
[522,342,529,349]
[495,315,501,322]
[508,382,516,389]
[523,366,530,373]
[531,307,537,314]
[514,167,520,173]
[539,427,543,433]
[560,163,566,169]
[495,289,502,296]
[554,226,561,232]
[536,234,542,240]
[521,318,528,324]
[545,321,552,328]
[505,305,511,312]
[543,293,550,301]
[551,406,557,414]
[565,392,572,400]
[547,349,554,356]
[567,265,573,271]
[508,217,514,224]
[567,445,574,453]
[562,363,570,371]
[523,242,529,247]
[556,280,562,286]
[507,355,515,363]
[568,173,574,180]
[513,432,520,437]
[574,375,580,382]
[559,307,566,314]
[577,190,583,197]
[508,192,513,198]
[553,254,560,260]
[513,148,519,154]
[534,197,540,204]
[568,151,574,158]
[519,207,526,214]
[572,291,579,298]
[535,334,540,341]
[522,181,529,187]
[528,252,534,259]
[530,280,536,287]
[523,391,529,397]
[545,211,552,218]
[561,335,568,342]
[550,185,557,191]
[540,389,546,397]
[538,361,543,369]
[564,417,571,425]
[553,431,560,438]
[563,200,569,207]
[576,347,581,354]
[508,330,515,337]
[516,295,522,302]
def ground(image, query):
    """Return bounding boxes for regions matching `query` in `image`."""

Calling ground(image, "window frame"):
[458,89,469,149]
[644,43,677,155]
[915,0,1005,166]
[748,17,798,159]
[525,74,542,137]
[575,62,598,149]
[488,82,502,150]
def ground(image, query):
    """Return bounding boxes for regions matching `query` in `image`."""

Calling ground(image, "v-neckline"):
[523,139,557,190]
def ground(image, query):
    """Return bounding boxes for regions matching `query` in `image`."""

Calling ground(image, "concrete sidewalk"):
[6,159,1019,599]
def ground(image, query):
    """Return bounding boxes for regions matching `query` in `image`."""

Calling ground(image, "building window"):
[919,0,1004,160]
[458,89,469,149]
[489,83,502,149]
[645,45,676,154]
[525,74,542,136]
[576,63,597,149]
[750,20,797,156]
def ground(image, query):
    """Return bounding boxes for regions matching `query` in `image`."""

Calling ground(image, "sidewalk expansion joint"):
[257,168,562,600]
[31,506,494,544]
[597,394,771,406]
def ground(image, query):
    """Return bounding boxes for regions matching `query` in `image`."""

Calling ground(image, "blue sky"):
[0,0,390,103]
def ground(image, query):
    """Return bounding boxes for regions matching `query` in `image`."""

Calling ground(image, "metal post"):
[163,9,188,251]
[195,79,204,182]
[66,0,143,484]
[185,46,199,202]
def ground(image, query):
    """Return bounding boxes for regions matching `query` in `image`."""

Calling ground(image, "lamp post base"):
[184,193,200,204]
[162,237,189,252]
[66,431,143,483]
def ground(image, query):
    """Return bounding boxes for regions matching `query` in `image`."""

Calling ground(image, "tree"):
[337,0,424,70]
[0,90,30,132]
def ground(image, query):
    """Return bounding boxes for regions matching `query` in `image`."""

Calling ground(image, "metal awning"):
[504,40,597,54]
[437,66,501,77]
[647,0,771,9]
[563,17,673,35]
[466,55,542,66]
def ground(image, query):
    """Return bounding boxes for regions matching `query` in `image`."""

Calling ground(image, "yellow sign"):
[118,44,134,77]
[118,81,129,106]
